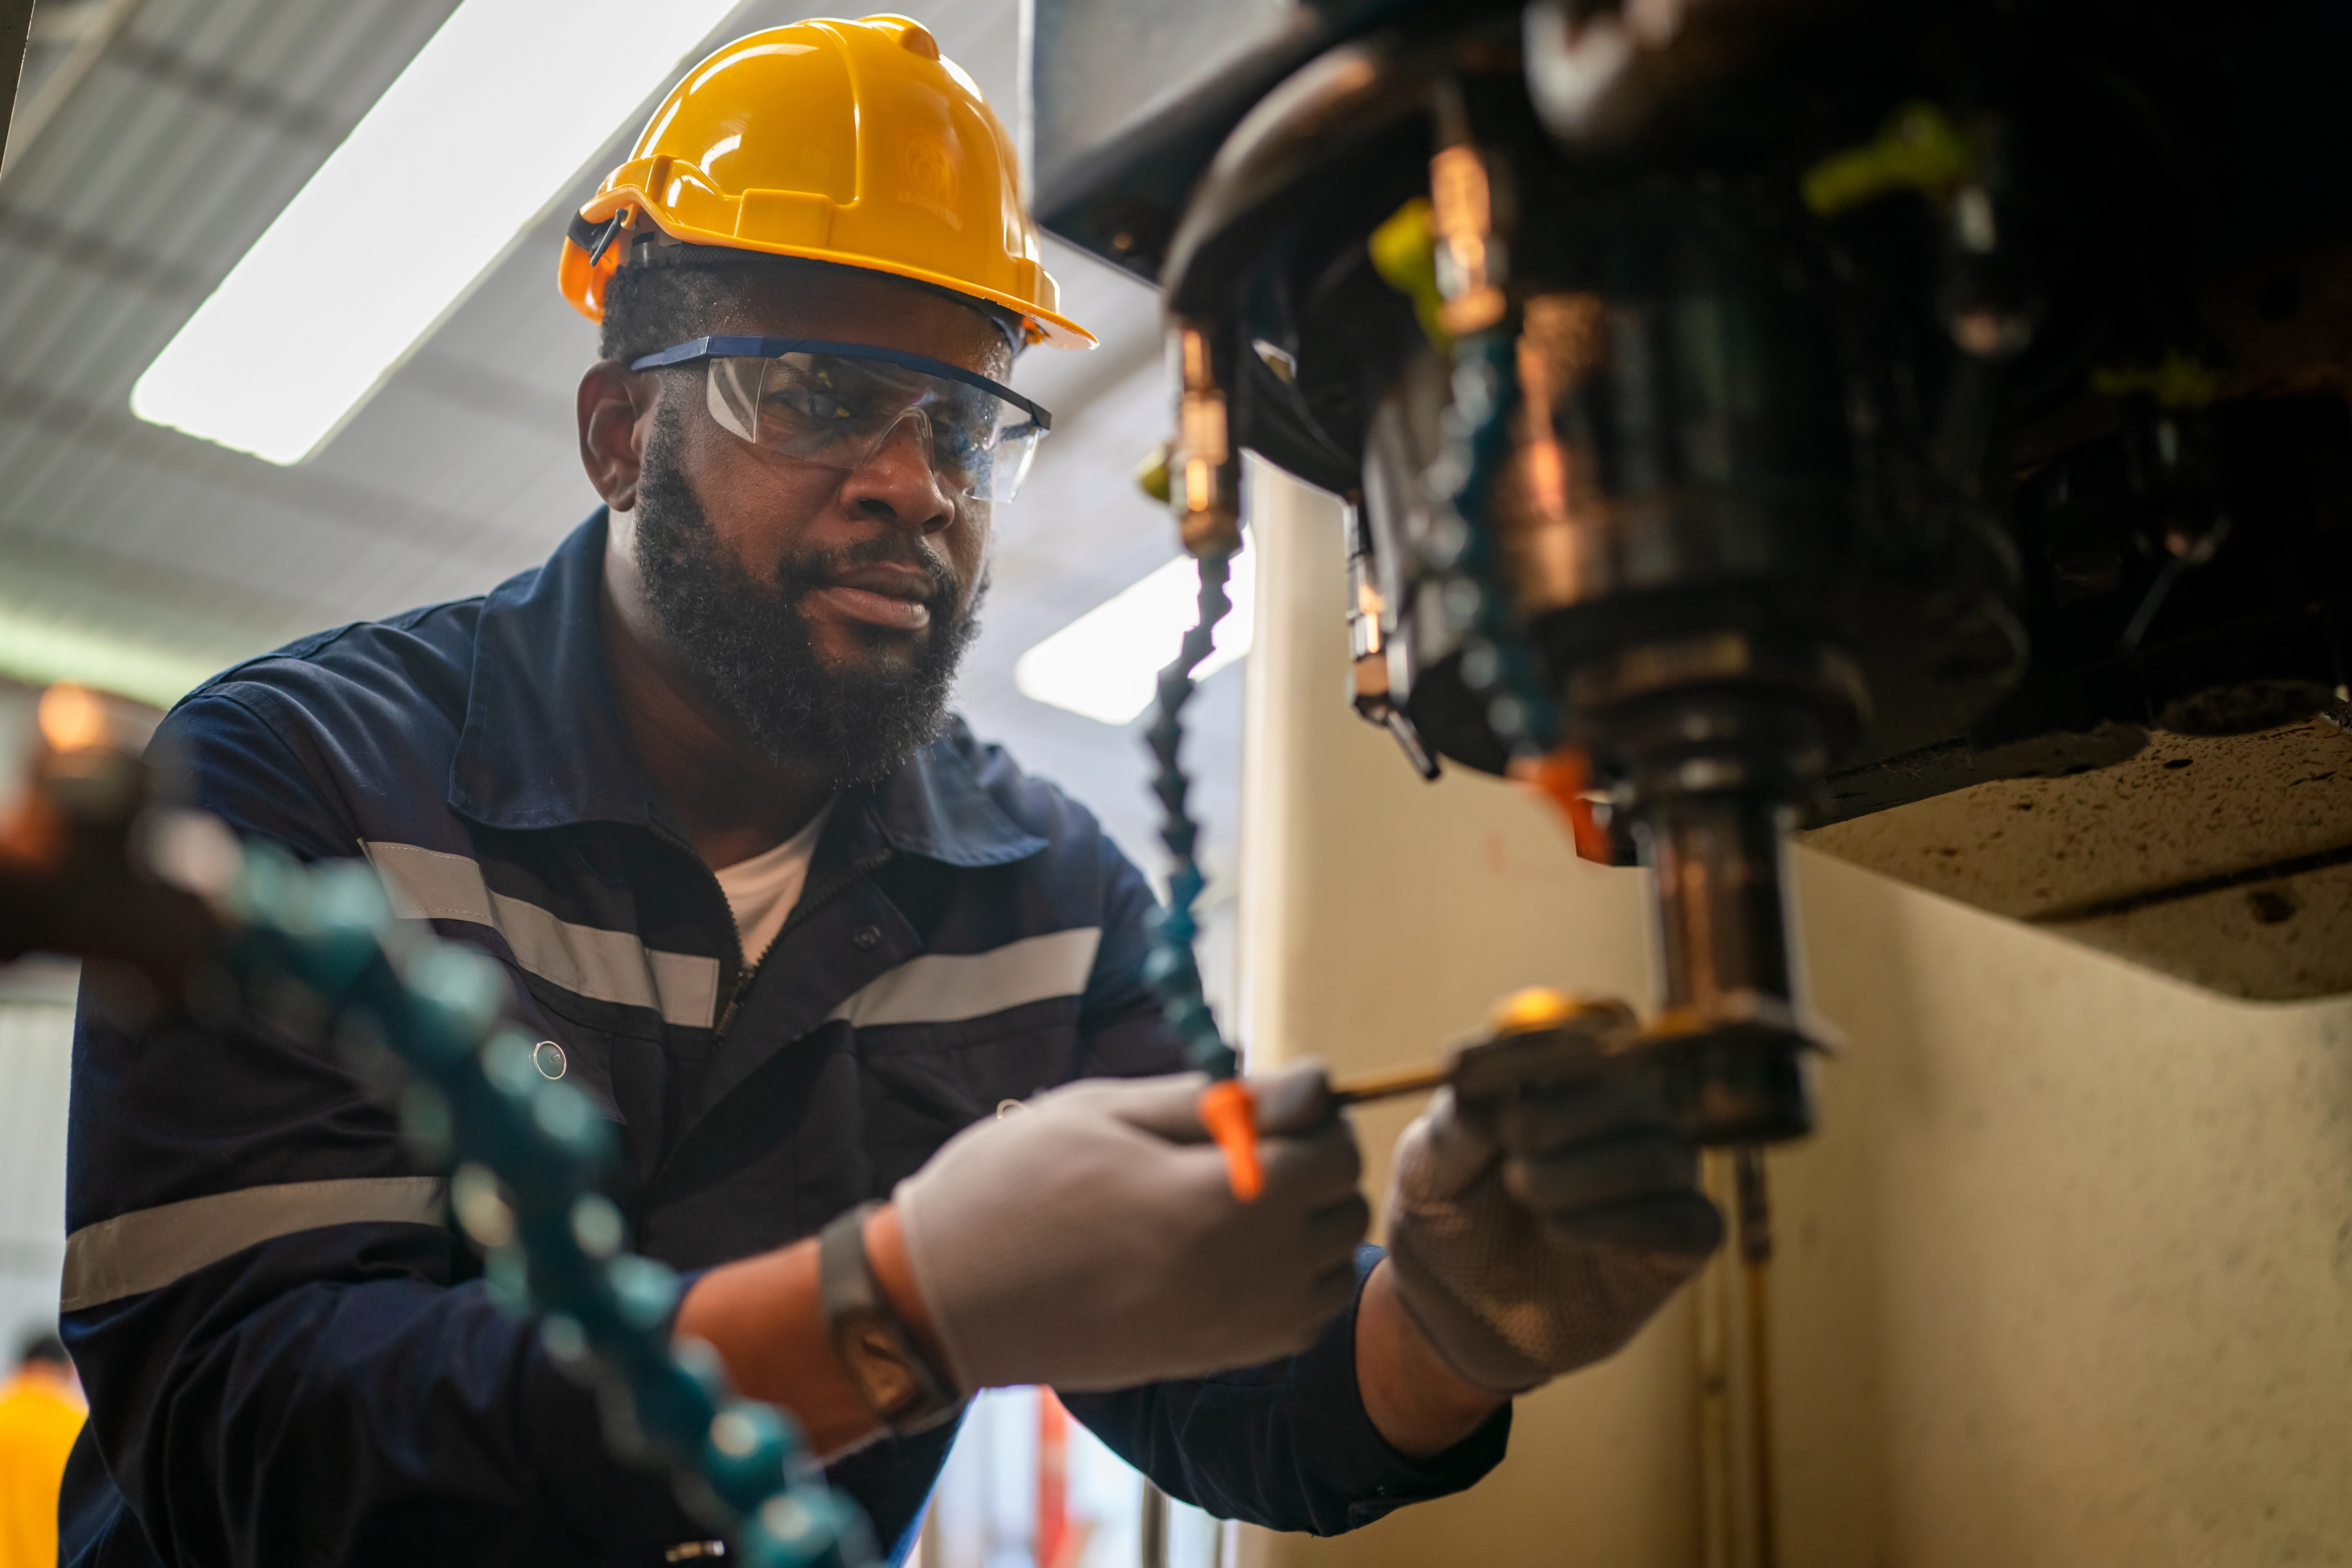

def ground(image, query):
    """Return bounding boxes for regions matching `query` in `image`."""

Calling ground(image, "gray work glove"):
[1384,1073,1722,1394]
[893,1063,1369,1393]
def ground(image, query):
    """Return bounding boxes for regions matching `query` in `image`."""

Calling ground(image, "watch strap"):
[818,1201,962,1435]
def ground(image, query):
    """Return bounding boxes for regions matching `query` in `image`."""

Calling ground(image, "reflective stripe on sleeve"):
[365,841,720,1028]
[61,1176,451,1311]
[830,927,1103,1028]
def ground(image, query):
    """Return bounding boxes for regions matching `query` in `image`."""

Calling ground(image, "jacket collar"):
[863,716,1047,868]
[448,512,651,831]
[447,510,1044,868]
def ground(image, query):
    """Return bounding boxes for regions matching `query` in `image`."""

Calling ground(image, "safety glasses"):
[630,336,1051,503]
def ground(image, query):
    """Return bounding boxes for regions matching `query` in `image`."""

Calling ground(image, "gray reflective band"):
[61,1176,450,1311]
[831,927,1102,1028]
[365,842,720,1028]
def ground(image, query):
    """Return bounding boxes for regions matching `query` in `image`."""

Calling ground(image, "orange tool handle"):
[1512,748,1615,864]
[1198,1079,1263,1201]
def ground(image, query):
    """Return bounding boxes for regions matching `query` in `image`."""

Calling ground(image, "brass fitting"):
[1167,320,1243,556]
[1429,144,1508,336]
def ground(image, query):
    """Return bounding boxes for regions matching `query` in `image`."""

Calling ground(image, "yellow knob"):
[1134,441,1173,504]
[1488,987,1591,1036]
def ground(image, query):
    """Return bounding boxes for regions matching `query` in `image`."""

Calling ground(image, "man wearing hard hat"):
[59,18,1718,1564]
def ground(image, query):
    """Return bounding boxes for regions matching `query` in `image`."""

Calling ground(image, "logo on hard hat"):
[899,134,963,232]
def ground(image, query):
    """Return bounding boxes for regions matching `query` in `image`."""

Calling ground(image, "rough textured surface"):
[1802,717,2352,998]
[2058,859,2352,1000]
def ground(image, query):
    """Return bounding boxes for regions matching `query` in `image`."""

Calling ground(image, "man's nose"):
[840,411,956,534]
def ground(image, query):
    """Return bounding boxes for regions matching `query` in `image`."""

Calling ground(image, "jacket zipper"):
[653,818,752,999]
[710,844,895,1041]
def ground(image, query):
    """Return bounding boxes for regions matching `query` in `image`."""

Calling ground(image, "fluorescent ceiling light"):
[1014,537,1256,725]
[130,0,743,464]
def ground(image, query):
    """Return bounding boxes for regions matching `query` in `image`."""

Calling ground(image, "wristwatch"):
[818,1201,962,1435]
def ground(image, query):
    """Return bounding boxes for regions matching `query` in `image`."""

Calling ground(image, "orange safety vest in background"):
[0,1368,84,1568]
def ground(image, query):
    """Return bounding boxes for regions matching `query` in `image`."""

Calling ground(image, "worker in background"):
[0,1332,83,1568]
[57,18,1720,1566]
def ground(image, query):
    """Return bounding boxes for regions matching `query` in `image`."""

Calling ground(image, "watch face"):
[844,1315,922,1414]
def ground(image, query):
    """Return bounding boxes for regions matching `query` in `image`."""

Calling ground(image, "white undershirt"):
[713,800,835,967]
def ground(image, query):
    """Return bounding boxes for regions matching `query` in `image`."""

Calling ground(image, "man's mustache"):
[777,537,959,612]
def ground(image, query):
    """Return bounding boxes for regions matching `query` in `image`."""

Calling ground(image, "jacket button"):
[852,924,881,951]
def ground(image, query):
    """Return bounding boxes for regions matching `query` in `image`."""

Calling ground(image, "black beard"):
[630,406,981,785]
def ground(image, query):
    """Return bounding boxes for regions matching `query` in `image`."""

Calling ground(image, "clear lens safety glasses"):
[630,336,1051,503]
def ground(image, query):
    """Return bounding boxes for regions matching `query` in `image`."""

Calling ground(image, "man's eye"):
[765,387,857,423]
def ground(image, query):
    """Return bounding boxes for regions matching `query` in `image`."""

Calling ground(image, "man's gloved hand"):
[893,1063,1369,1394]
[1384,1072,1722,1395]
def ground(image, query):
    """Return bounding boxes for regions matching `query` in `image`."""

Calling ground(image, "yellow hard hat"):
[559,14,1094,349]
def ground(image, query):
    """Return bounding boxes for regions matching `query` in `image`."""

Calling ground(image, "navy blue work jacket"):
[58,514,1506,1567]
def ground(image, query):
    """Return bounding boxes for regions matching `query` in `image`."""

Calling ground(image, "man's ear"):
[578,358,657,512]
